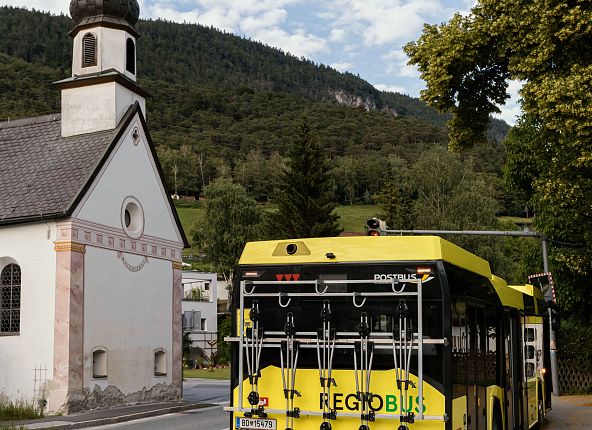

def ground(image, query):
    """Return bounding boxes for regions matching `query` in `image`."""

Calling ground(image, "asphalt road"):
[544,395,592,429]
[84,383,592,429]
[183,378,230,405]
[84,405,230,430]
[85,379,231,430]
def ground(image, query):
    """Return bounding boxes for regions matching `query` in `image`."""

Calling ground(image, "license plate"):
[235,417,277,429]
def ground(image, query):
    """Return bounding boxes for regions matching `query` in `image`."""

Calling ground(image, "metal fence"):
[558,359,592,393]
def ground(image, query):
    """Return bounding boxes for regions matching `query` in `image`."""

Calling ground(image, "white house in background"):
[182,272,218,363]
[0,0,188,414]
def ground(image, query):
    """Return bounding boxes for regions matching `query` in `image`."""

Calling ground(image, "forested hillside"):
[0,6,512,206]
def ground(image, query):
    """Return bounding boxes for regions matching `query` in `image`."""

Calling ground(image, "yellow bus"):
[226,236,551,430]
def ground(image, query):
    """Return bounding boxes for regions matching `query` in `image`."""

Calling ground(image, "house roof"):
[0,103,189,247]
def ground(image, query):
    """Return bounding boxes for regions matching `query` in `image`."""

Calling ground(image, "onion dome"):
[70,0,140,28]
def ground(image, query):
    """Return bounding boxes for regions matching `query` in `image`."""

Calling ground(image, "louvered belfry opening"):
[82,32,97,67]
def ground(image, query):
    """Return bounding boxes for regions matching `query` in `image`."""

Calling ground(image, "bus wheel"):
[492,402,502,430]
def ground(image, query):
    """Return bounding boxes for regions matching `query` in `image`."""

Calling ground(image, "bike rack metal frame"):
[231,277,444,426]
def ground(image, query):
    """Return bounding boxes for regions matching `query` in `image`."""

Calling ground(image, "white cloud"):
[331,62,353,72]
[142,0,327,58]
[329,28,346,42]
[321,0,444,47]
[382,49,420,79]
[374,83,406,94]
[0,0,67,14]
[255,27,328,58]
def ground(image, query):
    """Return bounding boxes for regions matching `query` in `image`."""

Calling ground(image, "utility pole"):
[378,226,560,395]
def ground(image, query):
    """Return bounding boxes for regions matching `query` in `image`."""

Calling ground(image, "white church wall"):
[0,222,57,403]
[75,115,182,245]
[61,83,146,138]
[115,85,146,126]
[61,83,117,137]
[83,246,174,396]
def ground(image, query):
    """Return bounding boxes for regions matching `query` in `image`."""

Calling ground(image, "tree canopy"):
[192,178,263,280]
[269,117,342,238]
[406,0,592,319]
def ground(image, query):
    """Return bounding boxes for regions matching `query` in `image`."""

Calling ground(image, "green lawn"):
[174,203,534,256]
[175,205,204,255]
[335,205,379,233]
[498,216,534,224]
[174,203,380,256]
[183,367,230,380]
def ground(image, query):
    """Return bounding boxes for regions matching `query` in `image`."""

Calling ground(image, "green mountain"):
[0,6,510,204]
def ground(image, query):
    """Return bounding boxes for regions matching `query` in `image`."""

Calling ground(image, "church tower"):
[57,0,148,137]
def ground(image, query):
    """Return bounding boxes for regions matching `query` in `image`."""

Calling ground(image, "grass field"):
[174,202,379,255]
[183,367,230,380]
[498,216,534,224]
[335,205,380,232]
[174,202,535,258]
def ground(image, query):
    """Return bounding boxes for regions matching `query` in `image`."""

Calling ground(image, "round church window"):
[121,196,144,239]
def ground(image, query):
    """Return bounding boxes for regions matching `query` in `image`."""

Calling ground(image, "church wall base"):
[58,382,181,415]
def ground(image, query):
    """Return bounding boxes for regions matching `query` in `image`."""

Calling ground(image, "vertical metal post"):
[544,237,560,396]
[542,237,550,273]
[417,277,424,419]
[239,281,245,410]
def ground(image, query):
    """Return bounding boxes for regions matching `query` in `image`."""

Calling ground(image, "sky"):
[0,0,521,124]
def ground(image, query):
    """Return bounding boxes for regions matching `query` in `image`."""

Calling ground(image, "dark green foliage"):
[192,179,262,279]
[373,157,415,230]
[0,52,63,120]
[216,315,232,365]
[182,331,192,366]
[558,319,592,375]
[0,400,42,421]
[269,117,342,238]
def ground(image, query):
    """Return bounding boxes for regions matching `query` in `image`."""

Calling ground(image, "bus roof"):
[509,284,545,301]
[240,236,542,313]
[240,236,491,277]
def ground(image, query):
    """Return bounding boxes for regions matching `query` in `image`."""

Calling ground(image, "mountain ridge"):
[0,6,510,203]
[0,6,486,127]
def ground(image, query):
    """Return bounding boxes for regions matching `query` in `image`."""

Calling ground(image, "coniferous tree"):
[269,117,342,238]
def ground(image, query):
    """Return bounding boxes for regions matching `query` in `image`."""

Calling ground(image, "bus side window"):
[524,328,535,342]
[452,298,467,396]
[526,362,535,378]
[485,306,498,387]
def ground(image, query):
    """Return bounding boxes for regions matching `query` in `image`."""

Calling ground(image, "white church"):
[0,0,189,414]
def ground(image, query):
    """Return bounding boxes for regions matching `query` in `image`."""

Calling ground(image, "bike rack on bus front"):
[227,278,447,427]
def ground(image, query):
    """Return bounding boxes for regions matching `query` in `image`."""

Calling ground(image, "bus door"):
[508,312,523,430]
[523,321,538,427]
[466,304,487,430]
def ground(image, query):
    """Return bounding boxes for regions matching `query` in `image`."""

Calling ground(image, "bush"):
[0,400,43,421]
[217,315,232,365]
[557,319,592,372]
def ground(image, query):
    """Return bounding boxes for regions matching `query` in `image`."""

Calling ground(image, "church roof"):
[70,0,140,27]
[69,0,141,38]
[0,103,189,247]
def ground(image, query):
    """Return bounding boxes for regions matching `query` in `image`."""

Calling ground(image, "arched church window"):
[82,33,97,68]
[0,263,21,334]
[126,38,136,74]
